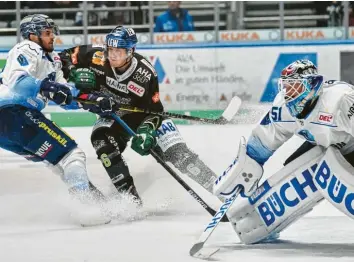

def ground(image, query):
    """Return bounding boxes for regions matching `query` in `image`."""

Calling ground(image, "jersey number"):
[271,107,282,121]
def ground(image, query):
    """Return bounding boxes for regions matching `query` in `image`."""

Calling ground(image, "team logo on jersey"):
[92,51,105,66]
[106,77,128,93]
[127,81,145,97]
[318,112,334,124]
[17,54,29,66]
[133,67,152,83]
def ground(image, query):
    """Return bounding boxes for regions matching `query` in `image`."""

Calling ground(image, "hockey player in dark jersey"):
[59,26,218,205]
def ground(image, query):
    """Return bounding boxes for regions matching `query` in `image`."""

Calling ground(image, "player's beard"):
[39,38,54,53]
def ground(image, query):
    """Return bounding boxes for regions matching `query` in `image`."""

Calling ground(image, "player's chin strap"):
[108,111,229,221]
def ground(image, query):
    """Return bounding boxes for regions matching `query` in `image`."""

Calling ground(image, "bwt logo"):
[148,56,170,84]
[315,160,354,215]
[256,164,318,227]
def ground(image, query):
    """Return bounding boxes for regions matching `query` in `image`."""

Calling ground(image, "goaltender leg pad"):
[314,146,354,219]
[228,146,325,244]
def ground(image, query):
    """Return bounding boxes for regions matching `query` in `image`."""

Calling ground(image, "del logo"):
[127,81,145,97]
[315,160,354,215]
[256,164,318,227]
[147,56,170,84]
[318,112,333,124]
[156,121,177,138]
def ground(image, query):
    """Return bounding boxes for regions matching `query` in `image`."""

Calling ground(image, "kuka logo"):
[148,56,170,84]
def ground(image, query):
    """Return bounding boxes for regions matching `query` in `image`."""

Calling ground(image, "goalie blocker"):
[214,138,354,244]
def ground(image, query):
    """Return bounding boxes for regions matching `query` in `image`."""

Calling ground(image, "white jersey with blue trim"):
[0,39,66,111]
[247,80,354,165]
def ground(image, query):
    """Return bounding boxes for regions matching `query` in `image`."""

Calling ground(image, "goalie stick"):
[75,96,241,124]
[109,112,230,222]
[189,187,242,259]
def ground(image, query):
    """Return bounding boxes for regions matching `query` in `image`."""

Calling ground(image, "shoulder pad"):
[140,58,158,77]
[16,40,42,58]
[272,92,286,108]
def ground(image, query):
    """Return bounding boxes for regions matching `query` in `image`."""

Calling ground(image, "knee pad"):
[91,128,134,192]
[52,147,89,190]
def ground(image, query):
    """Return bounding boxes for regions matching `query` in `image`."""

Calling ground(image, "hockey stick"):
[75,96,241,124]
[109,112,230,222]
[189,187,242,259]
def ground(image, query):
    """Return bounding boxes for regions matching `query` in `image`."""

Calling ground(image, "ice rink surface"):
[0,124,354,262]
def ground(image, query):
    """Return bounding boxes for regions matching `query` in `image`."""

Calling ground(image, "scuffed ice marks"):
[99,192,178,222]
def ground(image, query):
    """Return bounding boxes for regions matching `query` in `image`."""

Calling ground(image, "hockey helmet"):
[20,14,59,39]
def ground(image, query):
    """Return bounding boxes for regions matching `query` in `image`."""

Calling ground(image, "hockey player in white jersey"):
[0,14,110,226]
[214,59,354,244]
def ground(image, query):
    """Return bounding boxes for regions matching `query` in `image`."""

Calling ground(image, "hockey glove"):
[40,78,73,105]
[131,123,158,156]
[78,93,119,115]
[68,68,96,93]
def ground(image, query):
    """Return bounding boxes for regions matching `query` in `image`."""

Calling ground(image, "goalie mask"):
[278,60,324,118]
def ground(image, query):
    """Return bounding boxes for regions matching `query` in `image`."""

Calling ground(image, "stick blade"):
[190,242,205,256]
[190,242,220,259]
[222,96,242,121]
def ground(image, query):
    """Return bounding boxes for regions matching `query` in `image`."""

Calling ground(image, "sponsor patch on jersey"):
[35,141,53,157]
[89,66,105,76]
[106,77,128,93]
[92,51,105,66]
[141,59,157,77]
[152,92,160,103]
[133,67,152,83]
[348,103,354,119]
[17,54,29,66]
[92,44,105,48]
[127,81,145,97]
[318,112,334,124]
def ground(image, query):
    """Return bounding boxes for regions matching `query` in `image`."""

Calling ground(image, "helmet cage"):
[20,14,59,39]
[278,74,324,117]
